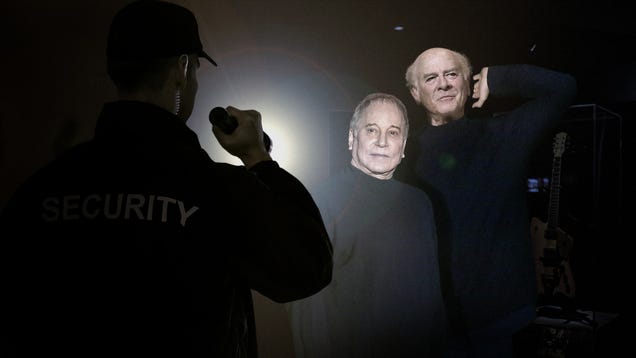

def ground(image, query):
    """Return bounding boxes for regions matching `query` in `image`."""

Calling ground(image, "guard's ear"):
[179,54,189,79]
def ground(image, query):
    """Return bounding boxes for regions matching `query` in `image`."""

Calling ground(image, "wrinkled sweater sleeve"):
[486,64,578,144]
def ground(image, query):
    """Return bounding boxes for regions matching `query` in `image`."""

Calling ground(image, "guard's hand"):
[471,67,490,108]
[212,106,272,168]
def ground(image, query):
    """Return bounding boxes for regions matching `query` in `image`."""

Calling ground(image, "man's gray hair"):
[349,93,409,138]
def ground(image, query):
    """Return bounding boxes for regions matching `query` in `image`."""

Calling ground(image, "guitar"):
[530,132,576,303]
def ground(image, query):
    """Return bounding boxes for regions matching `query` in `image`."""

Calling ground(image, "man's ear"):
[348,129,354,150]
[409,86,420,104]
[401,137,408,158]
[178,54,189,81]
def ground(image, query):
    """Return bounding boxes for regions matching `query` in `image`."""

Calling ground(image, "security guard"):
[0,1,332,357]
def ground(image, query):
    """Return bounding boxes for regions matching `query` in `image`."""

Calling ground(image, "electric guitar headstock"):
[553,132,567,158]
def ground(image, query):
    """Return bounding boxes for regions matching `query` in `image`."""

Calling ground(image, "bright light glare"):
[188,46,377,187]
[260,112,292,170]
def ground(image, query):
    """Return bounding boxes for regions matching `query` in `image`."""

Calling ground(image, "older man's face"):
[348,101,407,180]
[409,48,471,125]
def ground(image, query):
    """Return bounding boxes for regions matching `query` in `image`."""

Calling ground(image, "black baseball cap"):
[107,0,217,66]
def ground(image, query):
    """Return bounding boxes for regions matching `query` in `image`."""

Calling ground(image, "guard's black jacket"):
[0,101,333,358]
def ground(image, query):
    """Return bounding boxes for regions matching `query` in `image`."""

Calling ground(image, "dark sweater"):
[289,164,446,358]
[398,64,577,333]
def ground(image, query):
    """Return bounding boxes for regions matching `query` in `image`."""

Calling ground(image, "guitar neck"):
[545,131,567,238]
[546,155,561,233]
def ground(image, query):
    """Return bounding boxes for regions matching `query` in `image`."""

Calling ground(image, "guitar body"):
[530,216,576,300]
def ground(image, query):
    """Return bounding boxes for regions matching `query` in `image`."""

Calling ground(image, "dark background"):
[1,1,634,356]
